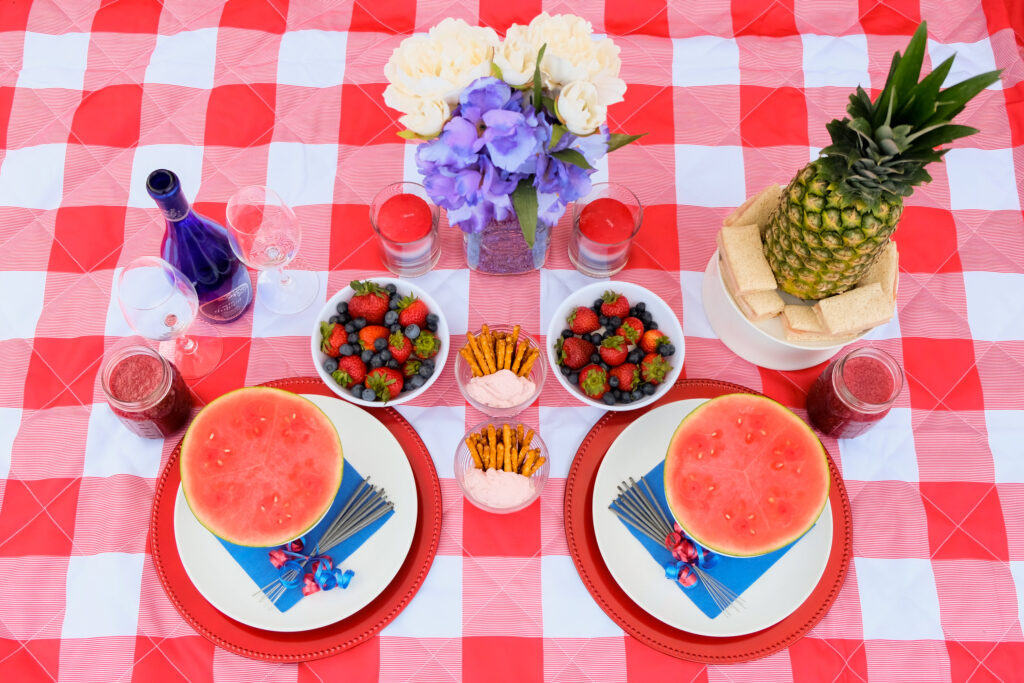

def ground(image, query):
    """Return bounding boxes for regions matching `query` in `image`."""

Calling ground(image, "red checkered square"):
[933,560,1022,640]
[220,0,288,33]
[59,637,136,682]
[0,638,60,680]
[999,483,1024,560]
[846,480,930,557]
[623,635,708,680]
[70,85,143,148]
[285,2,350,31]
[9,407,88,478]
[733,0,798,37]
[858,0,921,35]
[378,638,461,681]
[204,84,275,147]
[894,206,962,273]
[673,85,741,146]
[1005,81,1024,146]
[139,84,209,146]
[464,636,542,682]
[955,210,1024,273]
[804,86,858,148]
[23,337,104,410]
[479,1,542,31]
[72,475,150,555]
[212,28,283,86]
[921,482,1008,560]
[350,0,416,33]
[543,638,626,681]
[298,637,379,683]
[186,336,252,404]
[742,145,810,198]
[863,640,951,682]
[0,557,69,638]
[619,205,680,271]
[740,86,808,146]
[973,341,1024,410]
[83,33,157,90]
[0,0,31,31]
[902,337,984,411]
[0,478,79,557]
[92,0,162,33]
[913,410,994,482]
[0,87,13,148]
[947,641,1024,683]
[758,363,821,409]
[463,556,541,636]
[789,638,868,681]
[609,84,673,146]
[273,85,343,144]
[328,203,384,271]
[895,273,971,338]
[0,340,32,409]
[61,145,134,208]
[808,561,864,638]
[339,84,397,146]
[131,635,216,683]
[26,1,101,32]
[6,88,80,148]
[605,0,670,37]
[463,499,540,557]
[738,35,804,88]
[48,206,126,273]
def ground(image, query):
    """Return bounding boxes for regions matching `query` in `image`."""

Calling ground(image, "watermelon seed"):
[768,496,776,503]
[208,432,215,440]
[708,485,715,492]
[260,505,266,511]
[745,432,753,443]
[711,430,720,438]
[736,417,743,425]
[710,448,715,456]
[772,461,784,469]
[750,529,756,535]
[747,513,755,520]
[724,512,732,520]
[223,448,231,453]
[760,429,767,436]
[273,495,279,503]
[697,452,703,459]
[216,459,223,466]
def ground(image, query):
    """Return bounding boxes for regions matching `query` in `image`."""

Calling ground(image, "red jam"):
[806,348,902,439]
[377,193,432,242]
[103,347,193,439]
[578,197,635,243]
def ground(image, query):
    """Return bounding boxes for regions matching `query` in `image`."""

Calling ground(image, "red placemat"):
[149,377,442,662]
[564,378,852,663]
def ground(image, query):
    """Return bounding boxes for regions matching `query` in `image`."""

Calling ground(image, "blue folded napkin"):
[217,459,393,612]
[613,460,799,619]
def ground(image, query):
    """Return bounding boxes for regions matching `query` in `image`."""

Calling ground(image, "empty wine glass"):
[226,186,319,315]
[117,256,222,379]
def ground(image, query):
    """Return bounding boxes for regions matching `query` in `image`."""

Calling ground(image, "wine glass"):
[117,256,222,379]
[226,186,319,315]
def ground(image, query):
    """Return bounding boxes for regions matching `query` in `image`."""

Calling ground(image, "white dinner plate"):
[592,398,833,637]
[174,393,418,632]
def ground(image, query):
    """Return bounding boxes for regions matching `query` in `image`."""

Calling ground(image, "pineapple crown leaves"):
[821,22,1002,200]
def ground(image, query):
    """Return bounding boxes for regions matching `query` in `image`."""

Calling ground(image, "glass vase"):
[463,215,551,275]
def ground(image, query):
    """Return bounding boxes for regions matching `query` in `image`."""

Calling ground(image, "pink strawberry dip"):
[463,467,535,509]
[465,369,536,408]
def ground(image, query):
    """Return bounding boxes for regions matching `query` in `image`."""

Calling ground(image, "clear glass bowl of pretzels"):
[454,420,549,514]
[455,324,546,417]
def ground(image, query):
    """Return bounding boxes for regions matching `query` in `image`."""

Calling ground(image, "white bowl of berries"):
[312,277,449,407]
[546,282,684,411]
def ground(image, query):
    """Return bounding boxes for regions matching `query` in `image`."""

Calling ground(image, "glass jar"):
[101,345,193,439]
[463,216,551,274]
[806,347,903,439]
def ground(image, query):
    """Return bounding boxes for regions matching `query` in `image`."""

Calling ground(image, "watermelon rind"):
[663,393,830,558]
[180,386,344,548]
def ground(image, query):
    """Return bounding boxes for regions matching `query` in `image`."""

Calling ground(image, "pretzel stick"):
[521,448,538,476]
[503,334,514,370]
[510,325,521,359]
[465,333,490,376]
[481,332,497,374]
[496,338,506,372]
[524,456,546,477]
[460,346,484,377]
[496,443,504,470]
[487,424,497,463]
[511,341,528,374]
[520,429,535,454]
[518,348,539,378]
[465,437,484,468]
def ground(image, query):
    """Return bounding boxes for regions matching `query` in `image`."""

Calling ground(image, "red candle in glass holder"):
[579,197,634,243]
[377,193,432,242]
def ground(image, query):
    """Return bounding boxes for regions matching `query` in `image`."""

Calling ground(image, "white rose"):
[398,97,450,137]
[557,80,606,135]
[589,38,626,106]
[529,13,597,89]
[494,24,536,87]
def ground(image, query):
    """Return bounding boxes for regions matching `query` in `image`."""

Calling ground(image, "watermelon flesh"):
[180,387,344,547]
[664,394,829,557]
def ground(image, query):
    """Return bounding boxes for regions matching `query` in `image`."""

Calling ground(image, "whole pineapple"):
[763,22,1001,300]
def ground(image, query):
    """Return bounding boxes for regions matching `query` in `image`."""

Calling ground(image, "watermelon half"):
[664,393,829,557]
[180,387,344,547]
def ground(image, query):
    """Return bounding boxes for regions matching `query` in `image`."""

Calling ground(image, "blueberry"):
[425,313,439,324]
[588,333,602,346]
[627,350,642,364]
[628,307,637,317]
[421,358,435,369]
[336,301,348,315]
[620,392,632,404]
[361,388,377,402]
[337,313,350,325]
[347,332,359,344]
[426,321,438,332]
[370,356,385,369]
[612,389,622,399]
[599,362,610,371]
[373,337,387,351]
[350,383,363,397]
[642,382,656,395]
[608,375,620,389]
[648,321,658,330]
[353,317,367,330]
[561,364,572,376]
[635,302,646,313]
[408,375,425,389]
[665,344,676,355]
[329,315,340,324]
[339,343,355,356]
[593,298,604,309]
[590,353,600,364]
[609,316,622,329]
[659,345,671,357]
[631,390,644,402]
[384,310,399,325]
[603,329,617,340]
[387,359,399,369]
[385,283,397,294]
[561,329,573,339]
[361,349,374,363]
[419,364,434,378]
[568,372,579,384]
[599,315,609,326]
[639,312,652,324]
[404,324,420,339]
[389,324,401,333]
[344,321,356,333]
[380,349,392,362]
[602,393,616,405]
[323,357,338,373]
[389,294,402,309]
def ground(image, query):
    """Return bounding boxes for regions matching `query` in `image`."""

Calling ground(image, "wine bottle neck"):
[147,169,192,223]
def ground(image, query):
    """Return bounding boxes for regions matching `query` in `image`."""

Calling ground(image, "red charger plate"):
[564,378,852,663]
[150,377,443,661]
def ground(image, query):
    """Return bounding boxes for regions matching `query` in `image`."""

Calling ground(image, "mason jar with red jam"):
[806,347,903,439]
[101,345,193,438]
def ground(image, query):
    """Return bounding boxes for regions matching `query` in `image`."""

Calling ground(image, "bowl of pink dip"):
[455,326,546,417]
[454,420,549,514]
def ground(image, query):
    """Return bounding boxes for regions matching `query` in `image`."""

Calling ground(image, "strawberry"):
[567,306,600,335]
[388,330,413,364]
[320,322,346,357]
[348,280,390,324]
[358,324,389,351]
[599,335,628,366]
[558,336,595,370]
[397,295,429,328]
[413,330,441,359]
[403,359,422,377]
[639,329,670,354]
[578,364,610,400]
[365,367,404,402]
[610,363,640,392]
[332,356,366,388]
[640,353,671,385]
[600,291,630,318]
[617,316,644,345]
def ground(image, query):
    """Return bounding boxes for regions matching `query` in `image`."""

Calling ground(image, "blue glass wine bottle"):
[146,169,253,323]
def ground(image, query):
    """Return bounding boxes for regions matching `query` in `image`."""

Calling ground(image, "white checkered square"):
[928,38,1001,89]
[946,148,1020,211]
[856,557,944,640]
[539,269,607,337]
[801,34,870,88]
[0,144,67,210]
[403,143,419,184]
[964,271,1024,341]
[987,410,1024,483]
[541,556,622,637]
[680,270,715,338]
[145,28,218,89]
[393,405,464,478]
[0,271,46,340]
[0,407,20,480]
[128,144,204,209]
[277,30,348,88]
[267,142,339,207]
[103,267,134,337]
[539,406,606,478]
[675,145,746,207]
[382,555,462,637]
[672,36,740,87]
[411,269,470,335]
[250,271,328,337]
[17,32,90,90]
[839,408,918,482]
[63,553,145,638]
[83,403,165,479]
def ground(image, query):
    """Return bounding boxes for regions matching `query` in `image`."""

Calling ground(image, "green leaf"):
[511,179,538,247]
[397,129,436,140]
[550,148,593,170]
[927,69,1003,125]
[532,43,547,113]
[899,55,954,123]
[889,23,928,106]
[607,132,647,153]
[549,124,568,150]
[490,61,503,80]
[542,95,556,114]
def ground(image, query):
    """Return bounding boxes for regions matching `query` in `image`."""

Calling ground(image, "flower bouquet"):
[383,13,643,274]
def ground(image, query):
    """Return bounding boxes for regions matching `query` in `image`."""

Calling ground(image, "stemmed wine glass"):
[226,186,319,315]
[117,256,222,379]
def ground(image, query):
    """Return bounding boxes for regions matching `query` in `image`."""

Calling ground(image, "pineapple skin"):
[763,160,902,300]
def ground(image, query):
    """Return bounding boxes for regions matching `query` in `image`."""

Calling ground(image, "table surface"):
[2,0,1024,681]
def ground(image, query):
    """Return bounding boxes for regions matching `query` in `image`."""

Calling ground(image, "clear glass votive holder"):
[370,182,441,278]
[569,182,643,278]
